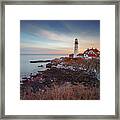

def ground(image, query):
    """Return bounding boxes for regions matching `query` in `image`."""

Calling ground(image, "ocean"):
[20,54,67,79]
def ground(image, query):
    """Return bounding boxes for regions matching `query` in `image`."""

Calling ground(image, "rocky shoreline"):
[20,57,100,100]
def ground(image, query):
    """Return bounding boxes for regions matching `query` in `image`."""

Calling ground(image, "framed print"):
[0,0,119,119]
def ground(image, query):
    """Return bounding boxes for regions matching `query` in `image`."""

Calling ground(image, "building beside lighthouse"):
[74,38,79,58]
[69,38,100,59]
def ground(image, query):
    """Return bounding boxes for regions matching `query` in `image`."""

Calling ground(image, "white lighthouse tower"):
[74,38,78,58]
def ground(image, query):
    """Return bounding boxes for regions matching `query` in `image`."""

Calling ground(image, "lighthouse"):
[74,38,78,58]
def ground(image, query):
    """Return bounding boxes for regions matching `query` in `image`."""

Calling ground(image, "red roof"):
[84,48,100,57]
[87,54,97,57]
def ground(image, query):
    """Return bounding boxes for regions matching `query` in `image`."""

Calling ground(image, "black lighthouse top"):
[75,38,78,44]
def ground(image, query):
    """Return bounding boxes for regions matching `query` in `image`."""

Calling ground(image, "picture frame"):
[0,0,119,119]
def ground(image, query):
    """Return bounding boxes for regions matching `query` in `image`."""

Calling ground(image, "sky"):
[20,20,100,54]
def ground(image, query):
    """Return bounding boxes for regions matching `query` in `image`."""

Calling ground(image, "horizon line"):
[20,54,68,55]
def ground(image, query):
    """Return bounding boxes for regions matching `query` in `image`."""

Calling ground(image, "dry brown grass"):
[21,83,100,100]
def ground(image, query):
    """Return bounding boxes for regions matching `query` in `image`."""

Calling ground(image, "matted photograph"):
[20,20,100,100]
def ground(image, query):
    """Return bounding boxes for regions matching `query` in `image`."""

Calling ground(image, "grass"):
[21,82,100,100]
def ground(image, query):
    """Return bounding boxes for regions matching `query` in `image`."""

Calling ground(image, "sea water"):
[20,54,67,79]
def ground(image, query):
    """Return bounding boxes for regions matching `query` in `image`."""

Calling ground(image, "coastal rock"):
[46,63,52,68]
[38,65,44,67]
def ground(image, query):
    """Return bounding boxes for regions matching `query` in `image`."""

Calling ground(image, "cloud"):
[21,22,99,45]
[21,23,73,43]
[20,47,69,54]
[35,29,74,43]
[20,21,100,54]
[21,40,72,50]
